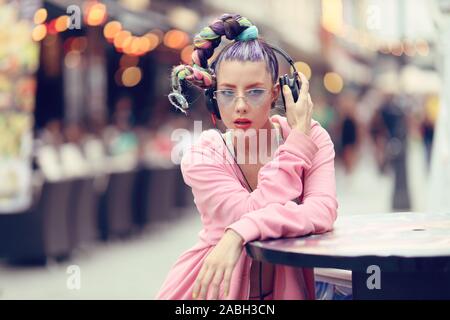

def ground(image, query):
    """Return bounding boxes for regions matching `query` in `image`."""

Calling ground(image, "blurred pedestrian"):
[337,91,359,174]
[379,90,411,211]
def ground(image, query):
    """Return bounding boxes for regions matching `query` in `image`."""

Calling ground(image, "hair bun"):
[235,25,259,42]
[223,17,242,40]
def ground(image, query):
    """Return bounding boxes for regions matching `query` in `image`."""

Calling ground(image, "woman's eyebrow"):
[218,82,265,88]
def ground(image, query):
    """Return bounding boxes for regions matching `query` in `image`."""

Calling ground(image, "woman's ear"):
[273,83,280,100]
[271,83,280,108]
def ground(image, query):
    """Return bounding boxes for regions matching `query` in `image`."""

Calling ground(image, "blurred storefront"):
[0,0,40,213]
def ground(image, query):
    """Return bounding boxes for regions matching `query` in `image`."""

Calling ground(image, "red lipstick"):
[234,118,252,129]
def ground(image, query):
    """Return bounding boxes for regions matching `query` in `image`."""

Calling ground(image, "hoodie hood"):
[270,114,320,141]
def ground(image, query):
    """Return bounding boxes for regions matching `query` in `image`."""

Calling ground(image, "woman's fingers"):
[308,93,314,115]
[282,85,295,108]
[297,72,310,100]
[192,264,208,299]
[198,267,215,299]
[222,267,233,298]
[209,268,225,300]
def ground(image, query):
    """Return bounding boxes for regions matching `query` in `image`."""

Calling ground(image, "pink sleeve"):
[225,128,338,244]
[181,129,319,218]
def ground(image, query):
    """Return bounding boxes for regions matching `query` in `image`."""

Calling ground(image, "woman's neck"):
[232,119,279,165]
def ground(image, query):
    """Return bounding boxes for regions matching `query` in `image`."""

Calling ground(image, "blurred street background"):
[0,0,449,299]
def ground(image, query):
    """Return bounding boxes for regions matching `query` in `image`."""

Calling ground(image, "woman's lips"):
[234,119,252,129]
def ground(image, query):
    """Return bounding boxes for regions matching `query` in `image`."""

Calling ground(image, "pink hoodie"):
[156,115,338,300]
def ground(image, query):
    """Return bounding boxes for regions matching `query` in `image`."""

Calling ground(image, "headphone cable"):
[213,126,264,301]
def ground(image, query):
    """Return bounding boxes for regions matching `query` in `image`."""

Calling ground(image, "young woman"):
[156,13,338,300]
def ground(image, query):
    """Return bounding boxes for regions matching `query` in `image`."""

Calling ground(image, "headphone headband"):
[268,44,298,74]
[209,43,297,75]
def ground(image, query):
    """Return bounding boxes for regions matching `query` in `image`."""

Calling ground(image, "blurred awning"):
[373,66,441,95]
[327,44,373,85]
[400,65,442,94]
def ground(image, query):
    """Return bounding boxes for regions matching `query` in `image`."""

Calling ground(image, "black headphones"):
[204,44,301,120]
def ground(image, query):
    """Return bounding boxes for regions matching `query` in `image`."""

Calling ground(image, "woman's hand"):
[283,72,314,135]
[192,229,244,300]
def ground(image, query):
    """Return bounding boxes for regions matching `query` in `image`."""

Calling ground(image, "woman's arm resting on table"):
[225,128,338,244]
[181,128,319,218]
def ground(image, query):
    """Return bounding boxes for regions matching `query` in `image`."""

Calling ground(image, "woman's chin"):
[232,126,258,137]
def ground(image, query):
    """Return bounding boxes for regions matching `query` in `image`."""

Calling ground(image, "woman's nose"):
[234,96,249,113]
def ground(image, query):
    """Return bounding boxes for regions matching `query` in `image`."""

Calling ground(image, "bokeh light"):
[121,67,142,87]
[86,3,107,26]
[33,8,47,25]
[163,29,189,50]
[31,24,47,42]
[55,16,69,33]
[103,21,122,42]
[323,72,344,94]
[181,45,194,64]
[292,61,312,80]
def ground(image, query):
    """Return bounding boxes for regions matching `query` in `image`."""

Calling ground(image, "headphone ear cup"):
[288,76,300,103]
[279,74,287,111]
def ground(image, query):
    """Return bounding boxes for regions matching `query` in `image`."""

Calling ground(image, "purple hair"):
[211,39,279,85]
[168,14,280,114]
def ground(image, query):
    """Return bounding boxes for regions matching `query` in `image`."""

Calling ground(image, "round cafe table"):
[246,212,450,299]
